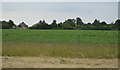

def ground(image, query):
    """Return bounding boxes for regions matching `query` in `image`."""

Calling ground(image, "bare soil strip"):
[0,57,2,69]
[2,57,118,68]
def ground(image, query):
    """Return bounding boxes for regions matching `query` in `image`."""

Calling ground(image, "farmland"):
[2,29,118,58]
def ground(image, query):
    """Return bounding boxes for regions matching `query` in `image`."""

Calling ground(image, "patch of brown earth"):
[2,57,118,68]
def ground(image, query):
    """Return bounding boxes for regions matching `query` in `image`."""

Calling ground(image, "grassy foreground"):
[2,29,118,58]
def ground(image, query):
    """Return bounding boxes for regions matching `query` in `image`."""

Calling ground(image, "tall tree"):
[114,19,120,29]
[2,20,16,29]
[76,17,84,26]
[8,20,16,28]
[2,21,9,29]
[62,19,75,29]
[92,19,100,26]
[30,20,49,29]
[51,20,57,28]
[58,22,63,28]
[66,19,75,27]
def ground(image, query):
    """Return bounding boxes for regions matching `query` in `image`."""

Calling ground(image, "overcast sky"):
[1,0,120,2]
[1,2,119,26]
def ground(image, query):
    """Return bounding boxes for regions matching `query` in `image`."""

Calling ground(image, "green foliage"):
[92,19,101,27]
[51,20,57,29]
[3,30,118,45]
[30,20,50,29]
[100,21,107,25]
[2,30,118,58]
[58,22,63,28]
[76,17,84,26]
[62,19,75,29]
[114,19,120,30]
[3,41,118,58]
[1,18,120,30]
[8,20,16,28]
[1,20,16,29]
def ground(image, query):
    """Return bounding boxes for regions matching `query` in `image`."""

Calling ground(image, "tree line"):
[0,17,120,30]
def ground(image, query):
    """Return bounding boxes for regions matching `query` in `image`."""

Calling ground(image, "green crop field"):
[2,29,118,58]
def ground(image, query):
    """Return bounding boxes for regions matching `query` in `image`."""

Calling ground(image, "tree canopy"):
[1,18,120,30]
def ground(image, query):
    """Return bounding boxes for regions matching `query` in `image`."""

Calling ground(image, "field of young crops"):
[3,29,118,44]
[2,29,118,58]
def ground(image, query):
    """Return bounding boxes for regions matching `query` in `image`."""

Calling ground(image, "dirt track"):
[0,57,2,69]
[2,57,118,68]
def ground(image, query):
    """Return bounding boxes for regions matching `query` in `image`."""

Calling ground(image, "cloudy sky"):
[1,0,119,2]
[1,1,119,26]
